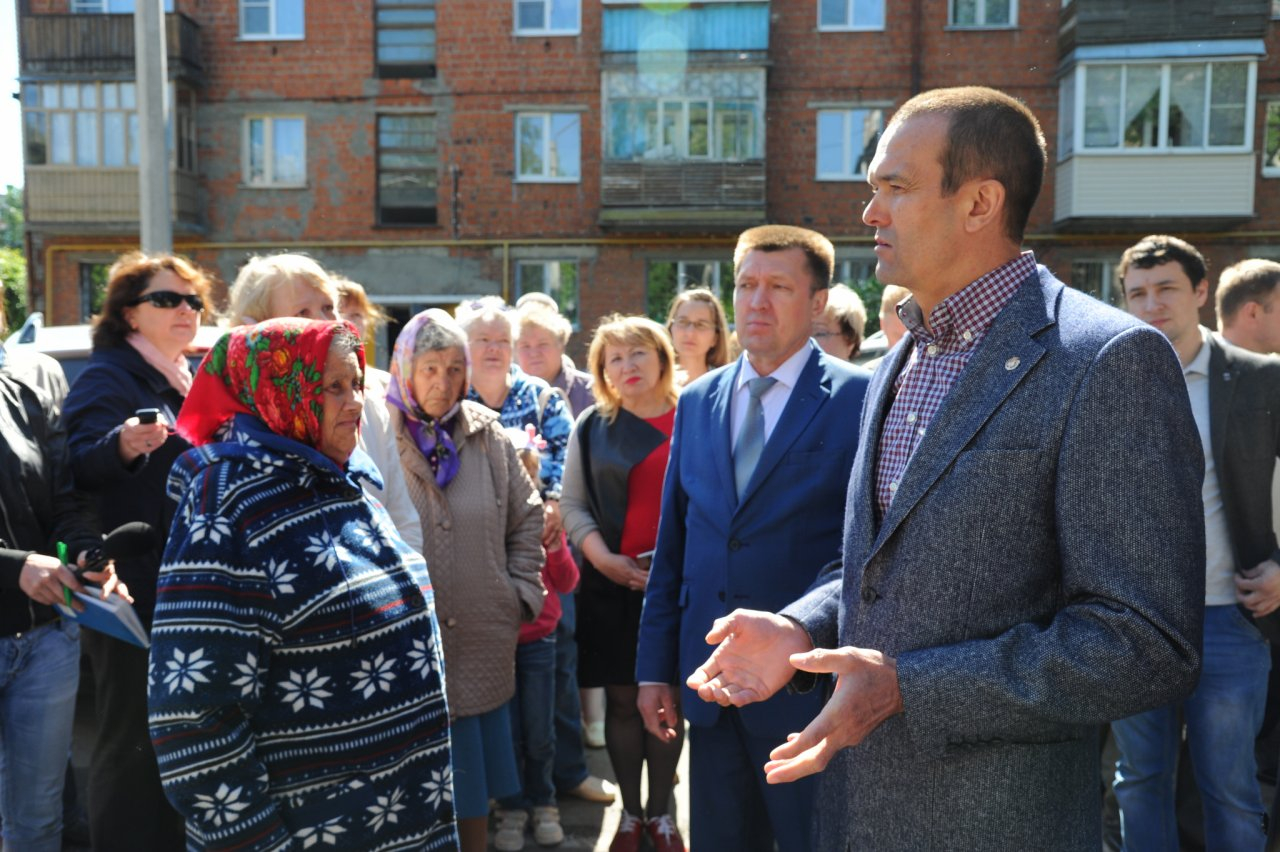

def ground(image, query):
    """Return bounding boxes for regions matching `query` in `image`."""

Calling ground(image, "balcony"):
[1053,153,1255,229]
[19,13,204,83]
[598,160,766,232]
[25,168,201,232]
[1059,0,1271,55]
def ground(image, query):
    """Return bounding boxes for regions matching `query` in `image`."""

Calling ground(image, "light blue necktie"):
[734,376,777,498]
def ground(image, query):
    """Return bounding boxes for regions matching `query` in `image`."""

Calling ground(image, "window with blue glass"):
[818,0,885,31]
[605,70,764,162]
[816,108,883,180]
[240,0,304,39]
[516,113,581,182]
[516,0,579,35]
[376,0,436,77]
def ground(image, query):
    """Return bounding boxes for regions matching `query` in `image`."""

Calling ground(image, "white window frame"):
[817,0,885,32]
[948,0,1017,29]
[242,115,307,188]
[604,70,766,163]
[815,107,884,181]
[1264,101,1280,178]
[514,0,580,36]
[1064,59,1257,156]
[515,112,581,183]
[21,81,189,170]
[239,0,305,41]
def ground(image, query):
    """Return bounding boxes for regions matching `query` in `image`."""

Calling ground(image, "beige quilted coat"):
[392,400,545,718]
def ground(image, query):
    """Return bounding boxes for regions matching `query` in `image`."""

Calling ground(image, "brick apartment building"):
[15,0,1280,361]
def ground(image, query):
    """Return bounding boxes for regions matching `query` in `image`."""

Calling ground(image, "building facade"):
[16,0,1280,359]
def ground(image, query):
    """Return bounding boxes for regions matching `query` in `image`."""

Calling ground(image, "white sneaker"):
[564,775,616,803]
[532,805,565,846]
[494,808,528,852]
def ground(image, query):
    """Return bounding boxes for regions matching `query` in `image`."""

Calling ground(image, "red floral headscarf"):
[176,317,364,449]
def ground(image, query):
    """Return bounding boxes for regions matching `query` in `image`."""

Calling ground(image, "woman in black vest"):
[561,314,684,852]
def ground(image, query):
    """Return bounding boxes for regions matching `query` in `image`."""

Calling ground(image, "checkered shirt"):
[874,252,1036,518]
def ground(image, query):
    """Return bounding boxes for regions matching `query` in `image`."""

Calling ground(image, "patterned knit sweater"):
[147,415,456,851]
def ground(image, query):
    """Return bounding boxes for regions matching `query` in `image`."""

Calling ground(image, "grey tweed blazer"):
[782,266,1206,852]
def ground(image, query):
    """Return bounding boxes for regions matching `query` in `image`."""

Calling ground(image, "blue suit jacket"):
[782,267,1205,851]
[636,345,869,736]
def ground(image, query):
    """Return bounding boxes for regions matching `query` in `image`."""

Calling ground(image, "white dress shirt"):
[1184,327,1236,605]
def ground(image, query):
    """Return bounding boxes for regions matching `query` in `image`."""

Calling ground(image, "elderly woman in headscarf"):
[386,309,545,852]
[146,318,456,851]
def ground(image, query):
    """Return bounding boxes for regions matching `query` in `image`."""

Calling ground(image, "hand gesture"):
[763,646,902,784]
[686,609,813,708]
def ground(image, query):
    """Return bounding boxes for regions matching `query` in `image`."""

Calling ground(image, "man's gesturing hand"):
[686,609,814,707]
[763,646,903,784]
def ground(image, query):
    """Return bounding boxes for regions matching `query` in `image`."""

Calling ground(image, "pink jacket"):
[519,529,579,644]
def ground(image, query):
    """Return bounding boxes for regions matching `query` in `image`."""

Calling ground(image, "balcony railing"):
[19,13,203,82]
[26,168,201,230]
[599,160,766,231]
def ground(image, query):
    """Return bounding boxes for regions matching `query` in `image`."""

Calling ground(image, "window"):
[240,0,304,39]
[375,0,436,78]
[244,116,306,187]
[1274,0,1280,17]
[71,0,173,11]
[834,258,876,287]
[1071,260,1123,308]
[646,260,735,324]
[79,263,110,323]
[1067,60,1252,152]
[816,108,883,180]
[949,0,1015,27]
[818,0,885,30]
[515,261,580,325]
[515,0,579,35]
[516,113,581,182]
[605,69,764,162]
[22,81,193,170]
[1265,102,1280,177]
[377,114,437,225]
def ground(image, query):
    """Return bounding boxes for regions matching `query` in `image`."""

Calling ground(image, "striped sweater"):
[148,414,456,851]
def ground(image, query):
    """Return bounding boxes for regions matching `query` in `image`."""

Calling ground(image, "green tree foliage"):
[0,248,28,334]
[848,276,883,336]
[0,186,22,250]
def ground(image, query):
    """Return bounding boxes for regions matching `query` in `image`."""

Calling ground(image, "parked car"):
[5,313,224,387]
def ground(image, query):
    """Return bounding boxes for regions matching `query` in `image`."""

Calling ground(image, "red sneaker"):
[646,814,686,852]
[608,812,645,852]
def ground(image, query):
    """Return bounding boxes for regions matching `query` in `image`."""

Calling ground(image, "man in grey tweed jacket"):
[686,87,1205,851]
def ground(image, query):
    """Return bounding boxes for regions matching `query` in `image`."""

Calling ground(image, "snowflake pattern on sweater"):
[148,414,456,851]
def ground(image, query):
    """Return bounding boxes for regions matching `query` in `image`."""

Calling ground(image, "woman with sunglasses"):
[62,251,211,852]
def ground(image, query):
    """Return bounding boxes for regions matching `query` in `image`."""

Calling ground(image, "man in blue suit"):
[684,87,1205,851]
[635,225,870,852]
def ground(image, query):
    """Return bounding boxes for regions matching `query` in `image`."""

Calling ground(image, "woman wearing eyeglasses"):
[62,251,211,851]
[664,288,730,387]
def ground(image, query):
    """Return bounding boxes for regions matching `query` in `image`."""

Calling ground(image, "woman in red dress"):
[561,314,684,852]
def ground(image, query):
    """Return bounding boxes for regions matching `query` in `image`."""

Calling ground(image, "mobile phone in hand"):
[135,408,160,424]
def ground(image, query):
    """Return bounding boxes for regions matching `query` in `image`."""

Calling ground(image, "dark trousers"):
[552,592,590,792]
[689,708,815,852]
[83,629,186,852]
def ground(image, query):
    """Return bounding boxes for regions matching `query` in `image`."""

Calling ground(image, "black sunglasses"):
[130,291,205,312]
